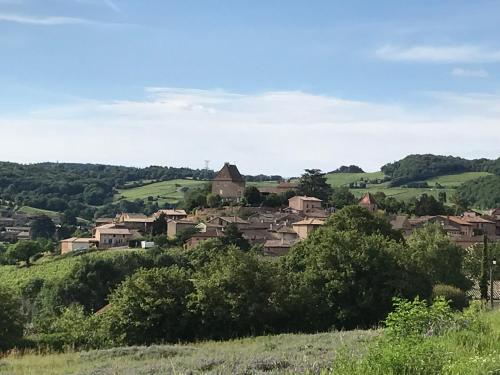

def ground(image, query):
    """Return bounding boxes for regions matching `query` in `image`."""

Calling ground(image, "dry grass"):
[0,330,377,375]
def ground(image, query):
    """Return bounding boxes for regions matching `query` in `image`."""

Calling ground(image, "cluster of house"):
[54,162,499,255]
[0,209,43,242]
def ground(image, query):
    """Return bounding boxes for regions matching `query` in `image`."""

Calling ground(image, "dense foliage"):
[330,165,365,173]
[381,154,500,187]
[456,174,500,209]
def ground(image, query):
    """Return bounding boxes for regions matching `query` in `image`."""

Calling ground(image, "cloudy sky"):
[0,0,499,175]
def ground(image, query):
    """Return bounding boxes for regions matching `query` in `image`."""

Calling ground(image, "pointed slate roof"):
[213,163,245,182]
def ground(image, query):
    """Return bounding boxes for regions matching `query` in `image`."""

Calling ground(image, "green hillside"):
[114,179,207,205]
[426,171,492,187]
[0,249,142,293]
[325,171,385,187]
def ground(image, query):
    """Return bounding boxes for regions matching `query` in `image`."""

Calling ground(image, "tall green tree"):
[405,223,471,291]
[222,223,250,251]
[105,267,194,345]
[0,286,24,351]
[330,186,356,209]
[297,169,332,201]
[151,213,167,236]
[6,240,42,266]
[31,215,56,239]
[243,186,262,206]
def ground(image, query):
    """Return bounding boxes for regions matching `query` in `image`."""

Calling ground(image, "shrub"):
[432,284,469,310]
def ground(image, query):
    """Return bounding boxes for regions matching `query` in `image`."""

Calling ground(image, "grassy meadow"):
[110,171,491,205]
[0,249,142,293]
[114,179,207,205]
[0,330,376,375]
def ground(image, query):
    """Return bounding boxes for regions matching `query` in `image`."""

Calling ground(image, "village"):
[11,162,486,255]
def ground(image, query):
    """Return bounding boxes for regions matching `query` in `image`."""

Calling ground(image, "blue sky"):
[1,0,500,175]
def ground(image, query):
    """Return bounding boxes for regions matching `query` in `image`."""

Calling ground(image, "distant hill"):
[330,165,365,173]
[381,154,500,187]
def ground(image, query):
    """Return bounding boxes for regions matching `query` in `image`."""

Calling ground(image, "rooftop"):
[213,163,245,182]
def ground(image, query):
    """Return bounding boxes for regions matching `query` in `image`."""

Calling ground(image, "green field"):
[0,330,376,375]
[114,179,207,205]
[426,172,492,187]
[18,206,90,224]
[0,249,142,293]
[325,171,386,187]
[111,171,491,206]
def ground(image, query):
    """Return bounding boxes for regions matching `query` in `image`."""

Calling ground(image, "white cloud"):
[0,88,499,175]
[451,67,489,78]
[376,44,500,63]
[0,13,92,26]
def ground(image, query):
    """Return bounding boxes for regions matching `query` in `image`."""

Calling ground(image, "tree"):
[408,194,446,216]
[327,205,403,242]
[297,169,332,201]
[222,223,250,251]
[330,186,356,209]
[438,191,447,204]
[0,286,24,351]
[31,215,56,239]
[105,267,194,345]
[244,186,262,206]
[6,240,43,266]
[405,223,471,291]
[151,213,167,236]
[206,193,222,208]
[189,248,280,339]
[283,225,413,330]
[479,235,489,300]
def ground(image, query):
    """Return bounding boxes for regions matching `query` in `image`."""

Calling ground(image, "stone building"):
[212,163,245,201]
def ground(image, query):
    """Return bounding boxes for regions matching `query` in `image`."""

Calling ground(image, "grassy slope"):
[114,179,207,205]
[0,330,376,375]
[325,171,491,201]
[111,171,491,205]
[0,249,142,293]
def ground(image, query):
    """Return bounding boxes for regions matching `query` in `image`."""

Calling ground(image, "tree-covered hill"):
[381,154,500,186]
[0,162,214,219]
[456,174,500,209]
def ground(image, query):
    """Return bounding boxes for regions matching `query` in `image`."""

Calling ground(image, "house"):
[462,216,496,239]
[60,237,98,254]
[486,208,500,236]
[288,196,322,213]
[93,224,132,249]
[207,216,250,228]
[390,215,412,237]
[276,225,299,241]
[154,209,188,221]
[2,226,31,241]
[167,219,198,239]
[358,193,377,212]
[116,213,155,231]
[292,218,325,239]
[263,238,296,256]
[212,162,245,201]
[184,228,224,250]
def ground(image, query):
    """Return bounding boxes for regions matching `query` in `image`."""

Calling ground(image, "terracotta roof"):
[277,226,296,234]
[95,227,132,235]
[390,215,409,230]
[463,216,495,224]
[156,209,187,217]
[264,239,296,248]
[213,163,244,182]
[442,216,474,226]
[289,196,323,202]
[277,181,298,189]
[293,218,325,226]
[359,193,375,205]
[212,216,250,224]
[61,237,98,243]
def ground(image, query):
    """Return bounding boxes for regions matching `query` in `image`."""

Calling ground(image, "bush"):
[432,284,469,310]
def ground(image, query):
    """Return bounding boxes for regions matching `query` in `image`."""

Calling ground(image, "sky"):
[0,0,500,175]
